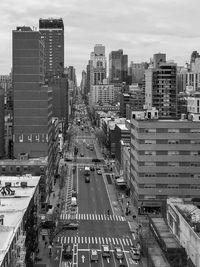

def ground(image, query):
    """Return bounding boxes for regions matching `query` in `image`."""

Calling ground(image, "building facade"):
[130,110,200,215]
[145,62,177,118]
[109,49,128,84]
[0,88,4,159]
[39,18,64,77]
[90,44,106,90]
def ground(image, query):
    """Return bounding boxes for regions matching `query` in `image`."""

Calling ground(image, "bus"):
[84,167,90,176]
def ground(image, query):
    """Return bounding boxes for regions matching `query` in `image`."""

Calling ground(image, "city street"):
[51,105,142,267]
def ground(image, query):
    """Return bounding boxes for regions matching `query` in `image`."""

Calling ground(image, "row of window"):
[0,165,45,173]
[132,126,200,133]
[132,138,200,145]
[138,173,200,178]
[133,161,200,167]
[139,195,191,200]
[138,151,200,156]
[139,184,200,189]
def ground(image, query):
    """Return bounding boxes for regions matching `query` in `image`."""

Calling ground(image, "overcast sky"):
[1,0,200,83]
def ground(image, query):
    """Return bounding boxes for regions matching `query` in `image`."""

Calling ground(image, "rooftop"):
[0,175,40,265]
[168,198,200,237]
[0,157,47,166]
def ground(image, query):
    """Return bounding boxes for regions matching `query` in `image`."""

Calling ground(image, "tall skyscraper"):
[109,49,128,84]
[145,61,177,118]
[12,26,52,159]
[0,87,4,159]
[90,44,106,90]
[39,18,64,77]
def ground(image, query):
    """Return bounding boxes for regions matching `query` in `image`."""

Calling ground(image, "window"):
[145,162,156,166]
[191,185,200,189]
[168,129,179,133]
[144,184,156,188]
[168,162,179,167]
[1,166,6,172]
[191,162,200,167]
[168,140,179,144]
[145,140,156,144]
[168,173,179,177]
[144,173,156,177]
[167,185,179,189]
[144,151,156,155]
[16,166,20,172]
[145,129,156,133]
[191,151,200,156]
[168,151,179,155]
[191,129,200,133]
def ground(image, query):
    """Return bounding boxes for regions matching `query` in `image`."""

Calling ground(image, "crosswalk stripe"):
[102,237,104,244]
[105,238,108,244]
[91,237,94,243]
[122,238,126,246]
[129,239,133,246]
[108,237,111,243]
[99,237,102,244]
[88,237,90,243]
[101,214,104,220]
[67,237,70,244]
[112,238,115,245]
[95,237,97,244]
[81,237,83,244]
[86,214,89,220]
[115,238,119,245]
[74,237,77,243]
[85,237,87,243]
[77,237,80,243]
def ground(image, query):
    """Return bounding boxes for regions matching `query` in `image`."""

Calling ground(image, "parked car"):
[97,170,102,175]
[63,222,78,230]
[80,153,84,157]
[63,245,73,259]
[90,249,98,261]
[114,246,124,260]
[129,247,141,262]
[101,245,111,258]
[90,166,95,171]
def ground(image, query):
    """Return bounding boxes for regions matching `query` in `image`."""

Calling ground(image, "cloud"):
[1,0,200,83]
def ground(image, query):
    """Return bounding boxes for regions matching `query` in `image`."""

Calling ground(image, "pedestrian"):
[45,241,47,247]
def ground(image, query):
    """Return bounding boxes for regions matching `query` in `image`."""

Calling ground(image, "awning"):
[116,177,126,186]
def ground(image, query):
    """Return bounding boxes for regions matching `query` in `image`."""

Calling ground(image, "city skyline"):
[1,0,200,82]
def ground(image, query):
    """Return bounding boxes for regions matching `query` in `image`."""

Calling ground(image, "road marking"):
[81,237,83,244]
[95,237,97,244]
[105,237,108,244]
[99,237,102,244]
[109,237,112,243]
[91,237,94,243]
[88,237,90,243]
[112,238,115,245]
[85,237,87,243]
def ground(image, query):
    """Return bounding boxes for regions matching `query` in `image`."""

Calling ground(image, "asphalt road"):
[54,114,141,267]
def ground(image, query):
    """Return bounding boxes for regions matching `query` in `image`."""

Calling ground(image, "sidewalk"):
[35,160,67,266]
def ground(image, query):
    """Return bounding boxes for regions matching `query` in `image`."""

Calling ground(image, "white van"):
[71,197,77,206]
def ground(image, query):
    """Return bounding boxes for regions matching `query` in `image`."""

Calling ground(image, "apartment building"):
[130,110,200,215]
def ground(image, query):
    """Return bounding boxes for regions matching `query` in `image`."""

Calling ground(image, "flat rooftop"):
[0,175,40,265]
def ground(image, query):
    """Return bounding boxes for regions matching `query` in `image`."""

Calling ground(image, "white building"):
[167,198,200,267]
[0,175,41,267]
[90,84,115,105]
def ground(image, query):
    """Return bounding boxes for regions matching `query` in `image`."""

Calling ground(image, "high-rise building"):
[90,44,106,90]
[39,18,64,77]
[109,49,128,84]
[0,87,4,158]
[129,62,147,84]
[130,109,200,215]
[12,26,53,159]
[153,53,166,69]
[145,62,177,118]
